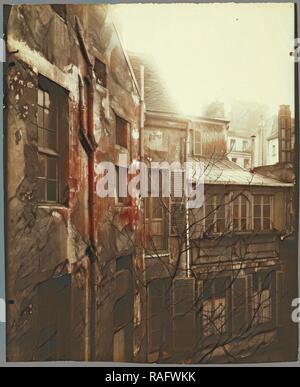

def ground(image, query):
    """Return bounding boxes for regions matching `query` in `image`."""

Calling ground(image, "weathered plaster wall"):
[5,4,146,362]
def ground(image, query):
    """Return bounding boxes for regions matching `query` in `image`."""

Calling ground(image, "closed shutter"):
[232,277,247,335]
[170,170,186,236]
[276,271,284,326]
[148,279,171,353]
[246,275,253,329]
[173,278,196,352]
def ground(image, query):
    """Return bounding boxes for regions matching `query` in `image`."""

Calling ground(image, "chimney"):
[251,135,256,169]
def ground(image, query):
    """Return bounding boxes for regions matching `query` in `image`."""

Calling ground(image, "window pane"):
[254,196,261,205]
[254,205,261,218]
[44,109,49,129]
[263,205,270,218]
[37,106,44,127]
[254,219,261,231]
[241,204,247,217]
[38,128,44,147]
[263,196,271,205]
[241,218,247,230]
[195,142,201,155]
[47,180,57,202]
[37,179,46,201]
[152,198,163,218]
[47,158,57,180]
[44,92,50,108]
[38,89,44,106]
[46,130,57,150]
[39,154,46,178]
[195,131,201,142]
[233,219,239,230]
[216,219,225,233]
[233,203,239,219]
[263,218,270,230]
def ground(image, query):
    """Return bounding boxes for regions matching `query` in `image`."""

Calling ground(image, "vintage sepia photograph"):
[2,2,299,365]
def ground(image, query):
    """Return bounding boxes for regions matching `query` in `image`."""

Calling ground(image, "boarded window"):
[37,76,68,204]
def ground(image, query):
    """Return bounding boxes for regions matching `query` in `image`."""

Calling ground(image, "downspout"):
[185,122,191,278]
[139,64,145,160]
[251,135,256,169]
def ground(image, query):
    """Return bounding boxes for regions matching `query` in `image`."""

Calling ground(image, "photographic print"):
[2,2,299,365]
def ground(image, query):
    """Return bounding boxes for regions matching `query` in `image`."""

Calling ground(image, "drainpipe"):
[140,65,145,160]
[251,135,256,169]
[185,122,191,278]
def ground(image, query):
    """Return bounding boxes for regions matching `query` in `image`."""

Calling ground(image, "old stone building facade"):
[130,54,297,363]
[4,4,146,362]
[4,5,298,364]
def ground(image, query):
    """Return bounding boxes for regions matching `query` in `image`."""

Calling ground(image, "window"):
[231,158,237,164]
[51,5,67,21]
[232,194,250,231]
[230,139,236,151]
[145,196,168,252]
[253,195,273,231]
[116,115,129,149]
[148,279,171,353]
[37,77,68,204]
[205,194,226,233]
[116,166,127,205]
[272,144,276,157]
[193,129,202,156]
[203,278,227,337]
[243,140,249,152]
[243,158,250,169]
[252,271,273,326]
[94,58,107,88]
[173,279,195,351]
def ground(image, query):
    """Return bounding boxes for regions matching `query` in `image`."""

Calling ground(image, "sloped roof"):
[129,52,180,114]
[188,157,292,187]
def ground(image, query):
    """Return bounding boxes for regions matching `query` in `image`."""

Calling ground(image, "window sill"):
[38,203,69,211]
[145,252,170,259]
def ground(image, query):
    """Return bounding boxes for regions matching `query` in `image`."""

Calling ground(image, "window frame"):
[204,194,227,234]
[115,114,129,150]
[193,129,202,156]
[36,77,68,205]
[252,194,274,232]
[231,192,251,232]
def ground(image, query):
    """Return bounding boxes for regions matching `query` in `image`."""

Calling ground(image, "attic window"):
[94,58,107,88]
[193,129,202,156]
[51,5,67,21]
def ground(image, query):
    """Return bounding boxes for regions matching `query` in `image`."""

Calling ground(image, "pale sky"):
[112,3,295,117]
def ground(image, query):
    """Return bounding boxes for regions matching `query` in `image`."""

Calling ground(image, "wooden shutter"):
[232,277,247,335]
[173,278,196,352]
